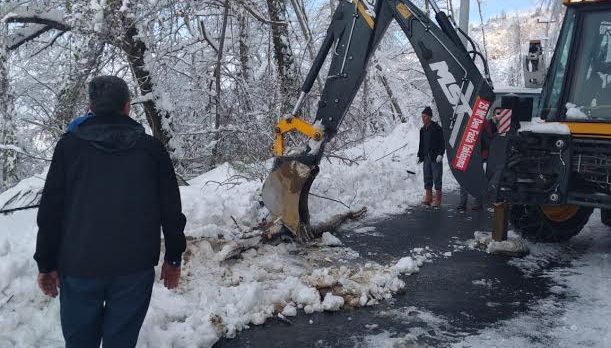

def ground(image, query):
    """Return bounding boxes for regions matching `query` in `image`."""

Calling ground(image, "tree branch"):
[197,19,219,54]
[4,11,71,51]
[235,0,288,25]
[4,15,71,32]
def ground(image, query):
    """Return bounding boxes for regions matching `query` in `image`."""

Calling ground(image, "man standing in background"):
[417,106,445,208]
[34,76,187,347]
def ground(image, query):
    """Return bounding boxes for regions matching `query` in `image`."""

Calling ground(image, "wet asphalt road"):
[215,194,566,347]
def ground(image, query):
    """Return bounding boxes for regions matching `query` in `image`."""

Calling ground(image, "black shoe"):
[457,205,466,212]
[471,204,483,211]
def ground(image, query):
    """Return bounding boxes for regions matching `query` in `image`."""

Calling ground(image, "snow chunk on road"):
[393,257,420,274]
[281,304,297,317]
[321,232,342,246]
[472,231,529,257]
[292,282,321,308]
[322,293,344,311]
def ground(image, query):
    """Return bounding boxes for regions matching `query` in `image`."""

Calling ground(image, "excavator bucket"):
[261,158,318,241]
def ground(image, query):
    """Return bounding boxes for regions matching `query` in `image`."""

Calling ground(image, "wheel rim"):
[541,205,580,222]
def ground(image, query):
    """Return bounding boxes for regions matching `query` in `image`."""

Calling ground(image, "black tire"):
[602,209,611,227]
[510,204,593,242]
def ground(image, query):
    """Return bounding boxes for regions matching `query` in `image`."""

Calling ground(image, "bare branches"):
[28,31,67,57]
[4,14,71,32]
[4,8,71,51]
[198,20,219,54]
[235,0,288,26]
[0,144,51,162]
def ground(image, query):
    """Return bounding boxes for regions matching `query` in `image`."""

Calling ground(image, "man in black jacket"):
[417,106,445,208]
[34,76,187,347]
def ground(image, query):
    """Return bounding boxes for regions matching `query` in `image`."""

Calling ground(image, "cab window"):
[566,11,611,120]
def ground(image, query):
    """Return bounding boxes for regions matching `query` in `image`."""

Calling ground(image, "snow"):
[2,8,66,24]
[320,232,342,246]
[0,170,45,210]
[393,257,419,274]
[281,304,297,317]
[321,292,344,311]
[494,87,542,95]
[565,102,589,120]
[119,0,130,12]
[0,217,415,347]
[455,213,611,347]
[519,118,570,135]
[0,122,443,347]
[471,231,530,257]
[179,122,456,240]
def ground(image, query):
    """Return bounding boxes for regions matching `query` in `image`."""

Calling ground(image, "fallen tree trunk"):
[209,207,368,261]
[260,207,368,243]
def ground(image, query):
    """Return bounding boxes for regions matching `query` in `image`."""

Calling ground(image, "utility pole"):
[459,0,470,45]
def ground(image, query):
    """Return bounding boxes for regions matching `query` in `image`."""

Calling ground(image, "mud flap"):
[261,159,319,241]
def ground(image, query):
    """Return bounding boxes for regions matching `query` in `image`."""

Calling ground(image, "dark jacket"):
[34,113,187,277]
[417,121,445,161]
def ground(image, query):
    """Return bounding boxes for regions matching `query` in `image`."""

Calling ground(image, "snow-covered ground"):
[0,123,451,347]
[454,212,611,348]
[362,213,611,348]
[7,120,610,348]
[180,122,457,240]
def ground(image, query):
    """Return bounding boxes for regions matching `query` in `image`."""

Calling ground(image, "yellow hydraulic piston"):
[272,117,324,157]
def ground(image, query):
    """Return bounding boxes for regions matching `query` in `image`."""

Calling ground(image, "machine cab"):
[541,0,611,122]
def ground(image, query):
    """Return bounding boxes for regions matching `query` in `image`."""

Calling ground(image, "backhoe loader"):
[261,0,611,242]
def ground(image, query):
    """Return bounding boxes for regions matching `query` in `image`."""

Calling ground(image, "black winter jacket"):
[417,121,445,162]
[34,114,187,277]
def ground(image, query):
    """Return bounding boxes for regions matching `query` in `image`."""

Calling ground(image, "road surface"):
[216,194,601,347]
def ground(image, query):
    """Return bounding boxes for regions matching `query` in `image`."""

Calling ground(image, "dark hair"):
[88,76,131,116]
[422,106,433,117]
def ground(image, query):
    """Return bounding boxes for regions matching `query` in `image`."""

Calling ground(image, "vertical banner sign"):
[452,97,491,171]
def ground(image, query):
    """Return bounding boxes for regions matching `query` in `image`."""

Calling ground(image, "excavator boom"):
[262,0,495,240]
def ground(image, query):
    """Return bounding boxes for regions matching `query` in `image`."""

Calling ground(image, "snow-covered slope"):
[181,122,457,240]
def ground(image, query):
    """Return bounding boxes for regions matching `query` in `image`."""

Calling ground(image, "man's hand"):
[37,271,60,297]
[436,155,443,163]
[160,261,181,289]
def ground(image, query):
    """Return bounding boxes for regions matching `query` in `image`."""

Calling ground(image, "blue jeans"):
[423,156,443,191]
[60,268,154,348]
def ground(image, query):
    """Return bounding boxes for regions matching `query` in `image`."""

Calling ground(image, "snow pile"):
[136,242,417,344]
[0,171,46,210]
[0,210,64,347]
[179,163,265,239]
[519,118,570,135]
[320,232,342,246]
[300,263,406,308]
[0,207,428,347]
[470,231,529,257]
[178,122,456,240]
[393,257,420,274]
[322,293,344,311]
[0,121,444,347]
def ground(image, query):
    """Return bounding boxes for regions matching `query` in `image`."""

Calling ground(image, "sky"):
[464,0,540,22]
